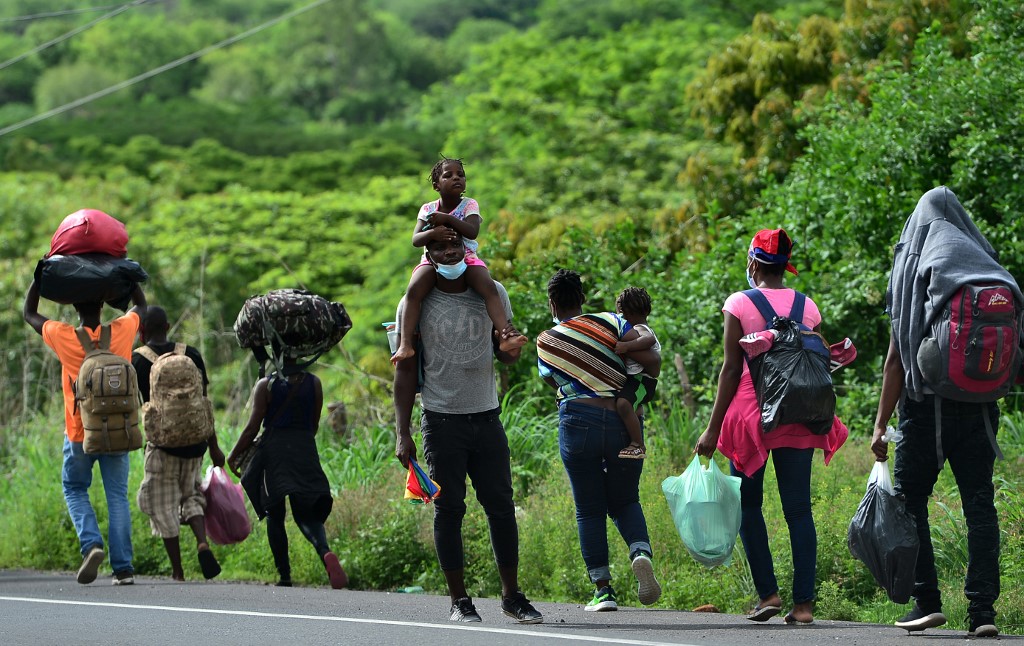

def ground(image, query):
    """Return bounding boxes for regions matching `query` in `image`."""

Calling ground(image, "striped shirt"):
[536,312,631,404]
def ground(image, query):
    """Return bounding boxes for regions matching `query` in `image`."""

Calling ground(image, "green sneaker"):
[585,585,617,612]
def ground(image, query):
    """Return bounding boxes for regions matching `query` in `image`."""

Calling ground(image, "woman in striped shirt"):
[536,269,662,613]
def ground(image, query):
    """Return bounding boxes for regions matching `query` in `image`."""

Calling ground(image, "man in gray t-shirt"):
[393,232,543,625]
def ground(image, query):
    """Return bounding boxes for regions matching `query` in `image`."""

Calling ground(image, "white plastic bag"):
[661,455,742,567]
[866,459,894,493]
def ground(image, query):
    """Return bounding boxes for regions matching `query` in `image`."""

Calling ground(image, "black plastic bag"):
[35,254,148,311]
[847,462,919,604]
[749,318,835,434]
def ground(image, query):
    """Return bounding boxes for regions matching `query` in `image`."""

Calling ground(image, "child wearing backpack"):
[227,346,347,590]
[22,279,147,586]
[390,156,527,364]
[133,306,224,582]
[612,287,661,460]
[694,228,848,626]
[871,187,1022,638]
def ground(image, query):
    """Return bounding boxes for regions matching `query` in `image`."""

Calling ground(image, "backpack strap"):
[74,325,111,353]
[136,345,160,363]
[789,291,807,324]
[982,406,1005,462]
[932,397,1004,469]
[173,343,186,356]
[742,289,778,330]
[742,289,808,327]
[75,327,95,353]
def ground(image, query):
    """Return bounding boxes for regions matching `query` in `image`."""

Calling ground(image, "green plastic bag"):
[661,455,742,567]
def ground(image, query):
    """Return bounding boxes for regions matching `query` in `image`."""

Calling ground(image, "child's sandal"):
[618,444,646,460]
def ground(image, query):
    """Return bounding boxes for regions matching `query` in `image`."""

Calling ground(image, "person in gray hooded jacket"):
[872,186,1022,638]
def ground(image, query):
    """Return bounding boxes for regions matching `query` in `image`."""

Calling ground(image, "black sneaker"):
[894,605,946,632]
[501,591,543,624]
[450,597,482,622]
[968,617,999,638]
[112,570,134,586]
[585,585,617,612]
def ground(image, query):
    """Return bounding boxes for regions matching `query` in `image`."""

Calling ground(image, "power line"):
[0,0,157,72]
[0,4,128,23]
[0,0,337,139]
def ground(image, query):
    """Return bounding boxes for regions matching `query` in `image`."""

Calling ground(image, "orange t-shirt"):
[42,311,141,442]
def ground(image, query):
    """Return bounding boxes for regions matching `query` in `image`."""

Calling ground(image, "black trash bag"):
[749,317,835,434]
[35,253,148,311]
[847,462,919,604]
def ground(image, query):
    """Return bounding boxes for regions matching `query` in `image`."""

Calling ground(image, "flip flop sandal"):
[323,551,348,590]
[784,612,814,625]
[747,604,782,622]
[198,548,221,580]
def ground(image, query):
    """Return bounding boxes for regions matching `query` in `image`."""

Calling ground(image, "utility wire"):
[0,0,336,139]
[0,4,128,23]
[0,0,156,72]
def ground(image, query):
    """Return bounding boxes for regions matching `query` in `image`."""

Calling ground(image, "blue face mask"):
[435,259,467,280]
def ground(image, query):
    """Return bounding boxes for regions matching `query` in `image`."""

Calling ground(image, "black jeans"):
[894,396,1000,621]
[421,408,518,571]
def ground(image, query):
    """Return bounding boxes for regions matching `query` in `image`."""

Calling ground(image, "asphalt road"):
[0,569,1018,645]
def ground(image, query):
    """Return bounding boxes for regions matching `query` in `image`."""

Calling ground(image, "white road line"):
[0,596,695,646]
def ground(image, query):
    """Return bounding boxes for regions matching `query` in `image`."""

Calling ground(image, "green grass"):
[1,399,1022,634]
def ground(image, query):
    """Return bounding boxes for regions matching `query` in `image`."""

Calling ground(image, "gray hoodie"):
[886,186,1022,399]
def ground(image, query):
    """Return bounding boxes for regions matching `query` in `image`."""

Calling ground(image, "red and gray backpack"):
[917,283,1022,402]
[916,281,1023,466]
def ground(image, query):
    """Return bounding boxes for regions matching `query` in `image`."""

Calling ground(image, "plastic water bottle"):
[881,425,903,444]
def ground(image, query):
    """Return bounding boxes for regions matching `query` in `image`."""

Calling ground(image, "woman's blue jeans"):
[62,437,134,574]
[558,400,652,584]
[731,447,816,604]
[895,396,999,622]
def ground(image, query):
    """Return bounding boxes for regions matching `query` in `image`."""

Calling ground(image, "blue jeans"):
[731,447,816,604]
[558,400,652,584]
[895,396,999,622]
[62,437,134,574]
[421,408,518,572]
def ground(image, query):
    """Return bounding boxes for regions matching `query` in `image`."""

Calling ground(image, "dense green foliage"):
[2,0,1023,632]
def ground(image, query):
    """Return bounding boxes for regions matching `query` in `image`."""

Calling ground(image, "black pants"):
[265,496,330,579]
[420,408,518,571]
[895,396,1000,622]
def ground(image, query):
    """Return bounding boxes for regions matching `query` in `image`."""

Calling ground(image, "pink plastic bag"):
[201,466,252,545]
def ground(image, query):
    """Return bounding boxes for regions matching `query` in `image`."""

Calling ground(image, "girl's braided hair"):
[616,287,651,317]
[547,269,584,310]
[429,154,465,185]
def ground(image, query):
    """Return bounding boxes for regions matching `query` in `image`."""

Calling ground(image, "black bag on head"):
[744,289,835,435]
[233,289,352,376]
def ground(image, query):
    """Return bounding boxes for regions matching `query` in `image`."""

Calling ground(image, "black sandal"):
[198,547,221,580]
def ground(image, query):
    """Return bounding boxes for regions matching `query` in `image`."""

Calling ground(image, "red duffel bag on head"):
[48,209,129,258]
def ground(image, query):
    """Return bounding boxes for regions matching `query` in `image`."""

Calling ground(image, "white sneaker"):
[631,553,661,605]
